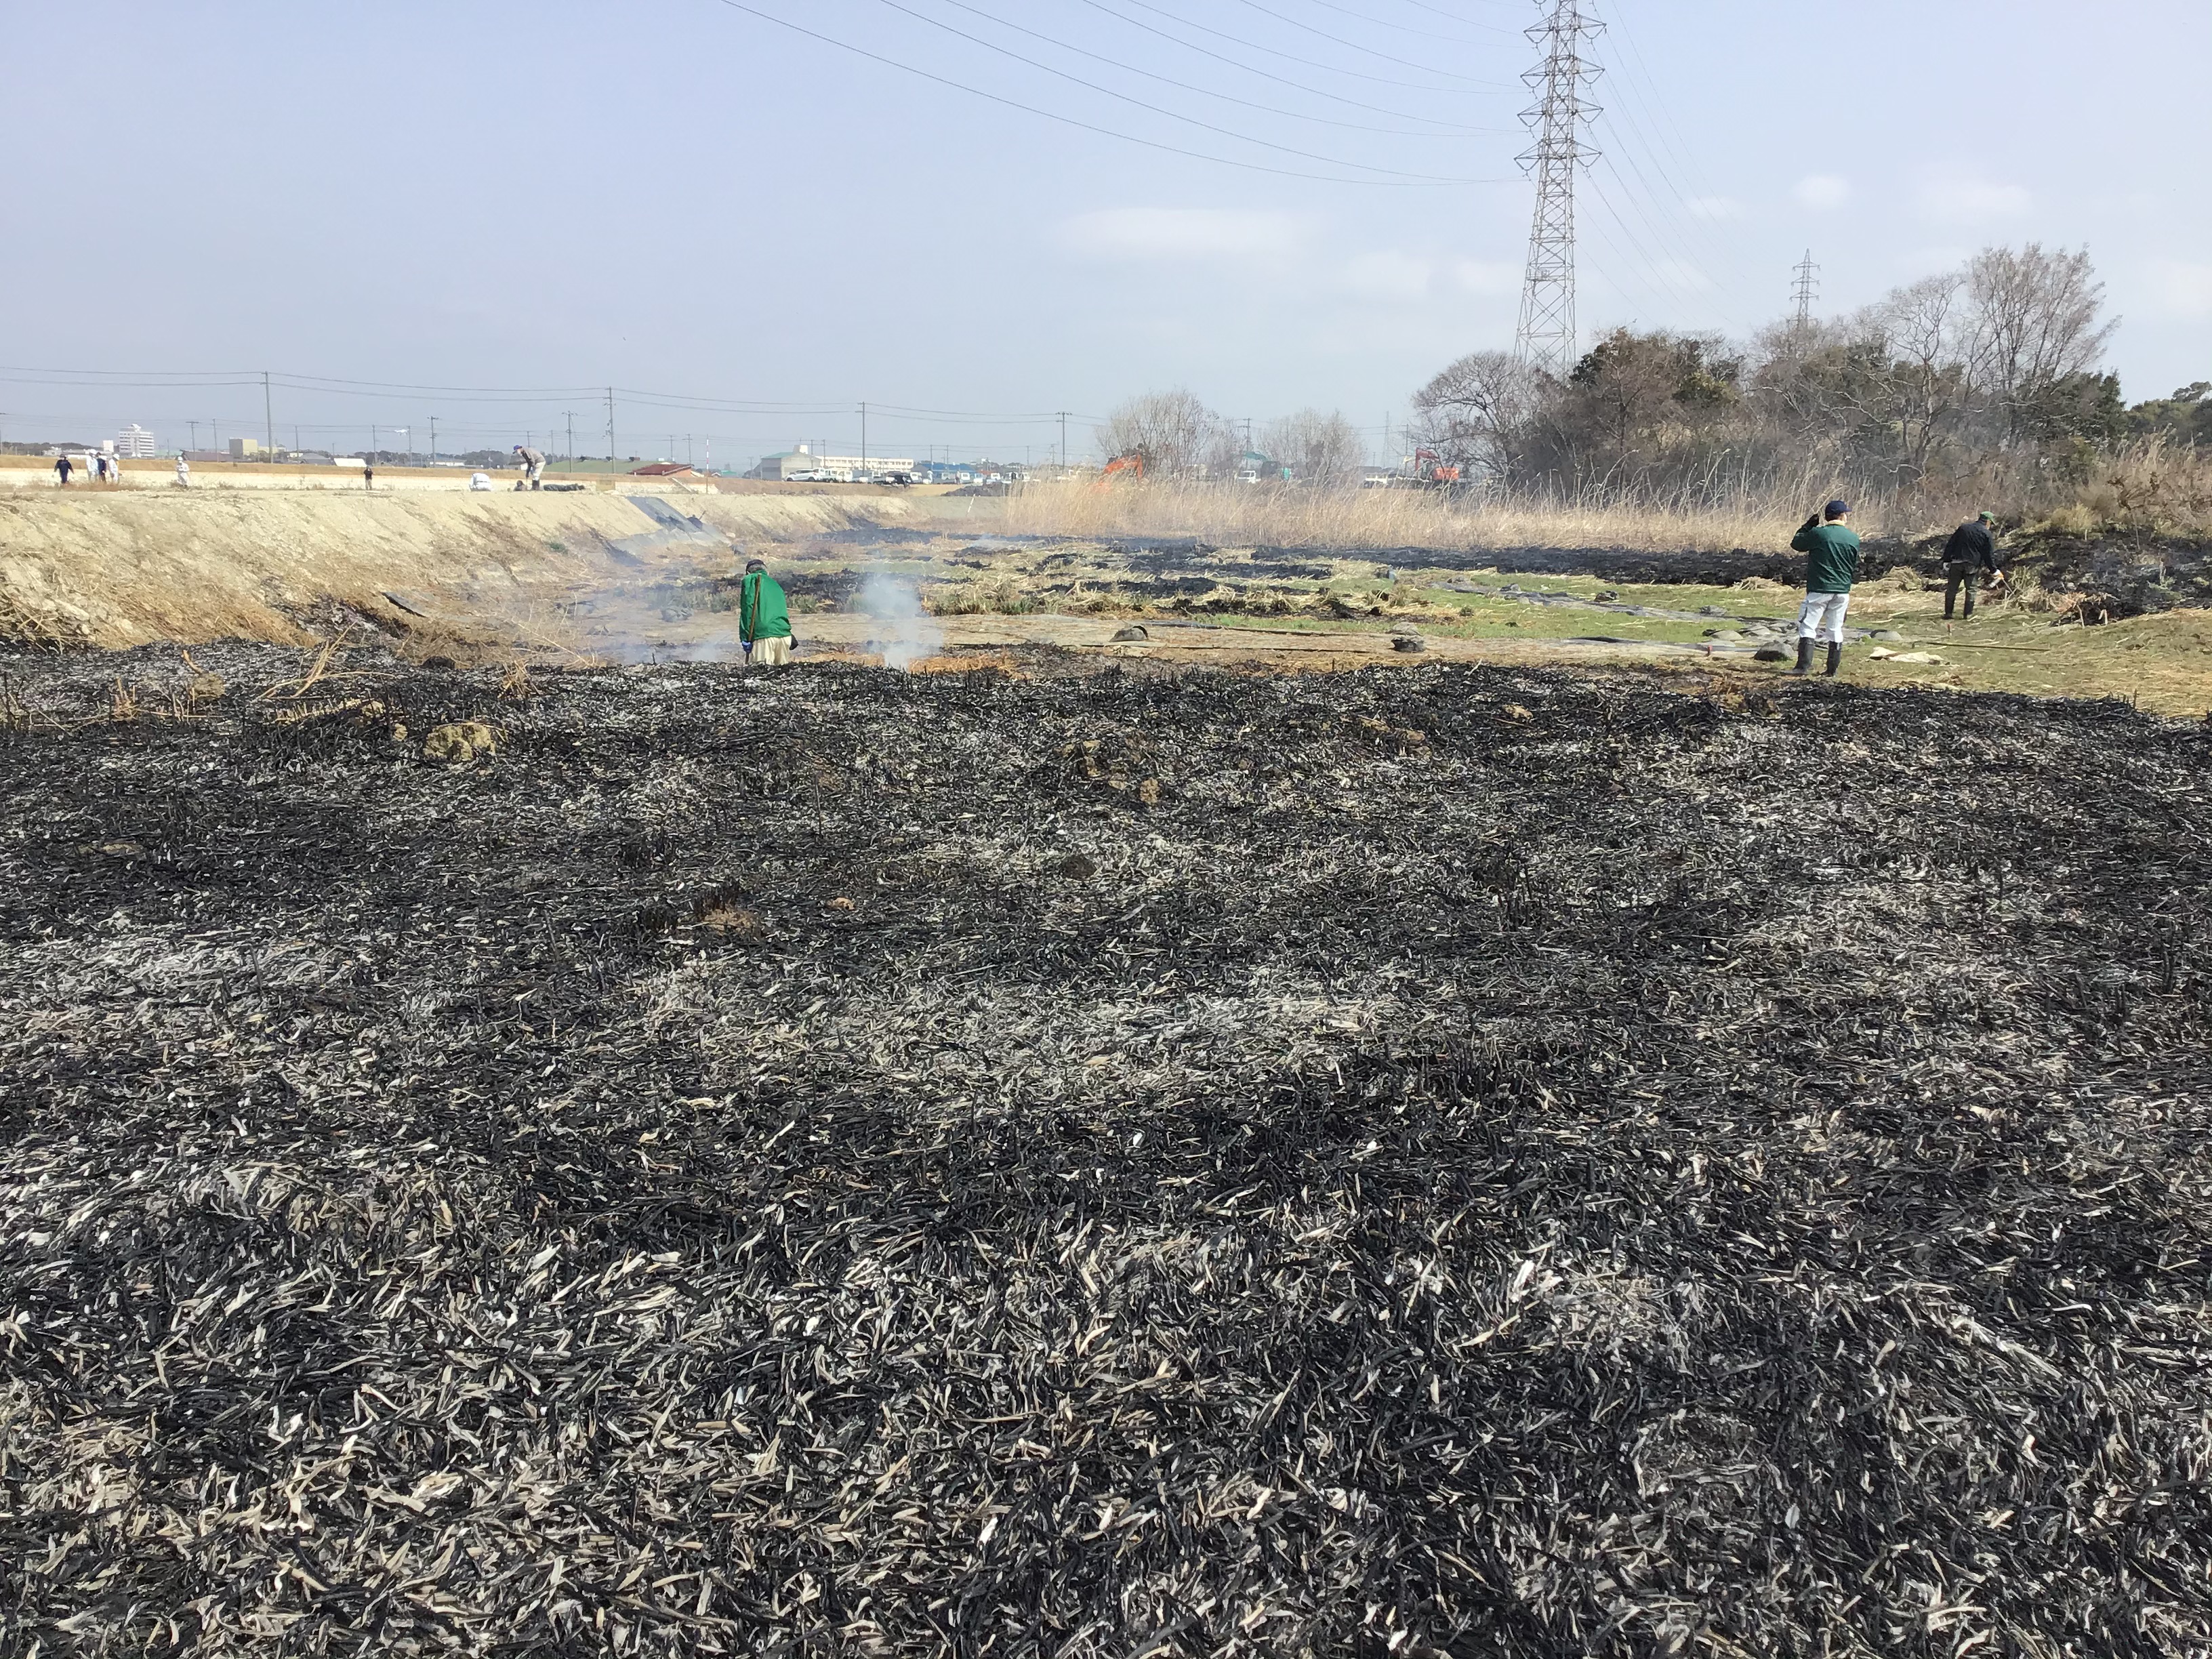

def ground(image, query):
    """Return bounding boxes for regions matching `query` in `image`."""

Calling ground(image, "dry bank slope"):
[0,489,920,649]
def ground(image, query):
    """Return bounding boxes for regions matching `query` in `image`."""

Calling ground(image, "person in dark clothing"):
[1941,511,2001,619]
[54,455,72,485]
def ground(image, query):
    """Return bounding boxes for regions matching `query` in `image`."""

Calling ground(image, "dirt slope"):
[0,489,916,649]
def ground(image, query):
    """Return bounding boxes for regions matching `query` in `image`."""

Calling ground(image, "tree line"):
[1093,393,1367,486]
[1412,243,2205,506]
[1092,244,2207,508]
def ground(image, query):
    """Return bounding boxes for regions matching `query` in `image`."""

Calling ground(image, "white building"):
[747,443,916,481]
[116,424,157,457]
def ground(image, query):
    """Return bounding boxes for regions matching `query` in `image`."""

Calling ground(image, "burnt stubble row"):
[3,647,2210,1656]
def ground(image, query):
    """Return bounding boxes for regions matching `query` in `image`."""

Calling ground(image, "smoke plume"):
[857,571,941,672]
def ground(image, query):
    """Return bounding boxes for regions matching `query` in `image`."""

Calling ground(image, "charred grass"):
[3,646,2212,1655]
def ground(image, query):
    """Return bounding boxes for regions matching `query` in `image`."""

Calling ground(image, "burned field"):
[4,648,2212,1656]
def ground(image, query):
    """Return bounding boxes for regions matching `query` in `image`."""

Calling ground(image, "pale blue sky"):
[3,0,2206,464]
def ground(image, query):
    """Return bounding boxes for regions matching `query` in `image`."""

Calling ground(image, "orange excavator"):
[1092,451,1145,491]
[1410,447,1462,489]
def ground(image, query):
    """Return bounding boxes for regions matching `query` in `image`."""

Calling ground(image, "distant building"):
[747,443,916,481]
[227,436,266,459]
[116,424,157,457]
[630,462,702,479]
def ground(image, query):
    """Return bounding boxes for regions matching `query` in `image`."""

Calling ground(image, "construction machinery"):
[1408,448,1463,490]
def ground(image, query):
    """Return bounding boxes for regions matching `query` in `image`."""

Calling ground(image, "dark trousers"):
[1944,563,1981,619]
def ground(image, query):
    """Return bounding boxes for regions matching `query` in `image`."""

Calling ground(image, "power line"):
[1079,0,1511,92]
[898,0,1509,134]
[1214,0,1509,78]
[1067,0,1502,123]
[1286,0,1517,41]
[1515,0,1603,378]
[859,0,1498,180]
[710,0,1486,183]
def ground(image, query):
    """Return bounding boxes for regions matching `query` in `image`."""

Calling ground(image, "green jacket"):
[739,571,792,641]
[1791,515,1862,595]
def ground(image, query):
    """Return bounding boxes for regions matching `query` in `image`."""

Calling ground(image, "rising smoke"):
[856,571,942,672]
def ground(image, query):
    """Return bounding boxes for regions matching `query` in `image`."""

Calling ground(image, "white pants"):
[750,635,792,667]
[1796,592,1850,644]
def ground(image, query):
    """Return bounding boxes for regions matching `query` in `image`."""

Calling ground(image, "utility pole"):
[564,411,576,460]
[1792,249,1820,329]
[1058,410,1069,472]
[859,401,867,475]
[428,416,436,466]
[1514,0,1603,380]
[606,387,616,460]
[263,371,275,455]
[189,420,198,453]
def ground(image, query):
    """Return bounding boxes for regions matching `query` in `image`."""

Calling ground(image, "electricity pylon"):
[1514,0,1603,381]
[1791,250,1821,329]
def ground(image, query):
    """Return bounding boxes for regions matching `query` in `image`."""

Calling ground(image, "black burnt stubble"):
[1,644,2209,1656]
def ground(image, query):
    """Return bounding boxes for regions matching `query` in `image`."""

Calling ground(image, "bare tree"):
[1965,244,2116,446]
[1410,350,1542,483]
[1260,409,1364,486]
[1096,390,1219,480]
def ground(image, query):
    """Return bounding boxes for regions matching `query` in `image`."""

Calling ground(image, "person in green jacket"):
[1786,499,1862,677]
[739,558,794,667]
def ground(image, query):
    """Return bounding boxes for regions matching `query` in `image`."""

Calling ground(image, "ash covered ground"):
[3,646,2212,1657]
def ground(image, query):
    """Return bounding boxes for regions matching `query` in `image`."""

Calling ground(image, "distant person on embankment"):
[1942,511,2003,620]
[1787,499,1862,678]
[175,454,190,487]
[739,558,794,668]
[514,445,546,490]
[363,462,375,490]
[54,455,71,486]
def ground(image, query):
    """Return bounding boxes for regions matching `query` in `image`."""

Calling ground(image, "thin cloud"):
[1451,259,1520,297]
[1338,251,1434,302]
[2150,260,2212,319]
[1057,208,1309,262]
[1915,171,2032,224]
[1792,175,1851,210]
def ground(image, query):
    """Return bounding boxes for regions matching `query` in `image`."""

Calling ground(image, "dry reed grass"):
[2036,441,2212,540]
[999,479,1898,554]
[927,577,1040,616]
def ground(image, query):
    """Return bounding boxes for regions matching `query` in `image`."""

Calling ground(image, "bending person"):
[739,558,794,668]
[1942,511,2002,620]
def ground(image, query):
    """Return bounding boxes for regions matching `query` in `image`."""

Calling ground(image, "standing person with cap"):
[1786,499,1862,678]
[1941,511,2003,620]
[513,445,546,490]
[175,453,190,488]
[738,558,794,668]
[54,454,72,486]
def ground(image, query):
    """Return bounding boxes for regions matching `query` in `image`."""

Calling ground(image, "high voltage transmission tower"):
[1514,0,1603,380]
[1791,250,1821,328]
